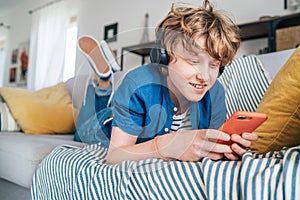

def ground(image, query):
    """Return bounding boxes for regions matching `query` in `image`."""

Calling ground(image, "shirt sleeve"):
[111,74,145,136]
[208,80,226,129]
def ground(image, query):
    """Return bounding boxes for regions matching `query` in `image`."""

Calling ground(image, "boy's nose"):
[194,65,209,80]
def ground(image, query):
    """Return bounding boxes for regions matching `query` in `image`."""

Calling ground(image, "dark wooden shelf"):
[120,41,155,69]
[239,12,300,52]
[239,20,271,40]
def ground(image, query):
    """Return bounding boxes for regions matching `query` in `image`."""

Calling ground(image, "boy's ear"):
[168,55,177,64]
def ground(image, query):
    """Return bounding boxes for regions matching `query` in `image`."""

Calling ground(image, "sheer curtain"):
[28,1,68,91]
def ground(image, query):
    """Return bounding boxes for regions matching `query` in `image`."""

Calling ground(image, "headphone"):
[150,26,225,76]
[150,27,170,66]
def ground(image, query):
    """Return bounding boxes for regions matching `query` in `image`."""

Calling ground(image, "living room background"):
[0,0,298,88]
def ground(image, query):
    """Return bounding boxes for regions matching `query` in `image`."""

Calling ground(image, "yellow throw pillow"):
[250,47,300,153]
[0,82,75,134]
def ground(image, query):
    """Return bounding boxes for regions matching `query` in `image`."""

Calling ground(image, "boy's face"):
[167,37,220,103]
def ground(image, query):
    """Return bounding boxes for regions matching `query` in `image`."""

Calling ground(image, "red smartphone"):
[218,111,268,145]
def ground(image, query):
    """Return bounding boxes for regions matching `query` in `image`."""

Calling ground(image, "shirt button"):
[164,128,169,132]
[173,107,178,112]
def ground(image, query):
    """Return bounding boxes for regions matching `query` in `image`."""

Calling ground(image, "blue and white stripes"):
[31,144,300,200]
[283,147,300,200]
[218,55,271,119]
[0,102,20,131]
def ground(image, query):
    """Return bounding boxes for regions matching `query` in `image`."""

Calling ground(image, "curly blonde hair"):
[156,0,240,67]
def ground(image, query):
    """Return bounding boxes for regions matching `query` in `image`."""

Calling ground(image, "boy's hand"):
[224,132,258,160]
[160,129,233,162]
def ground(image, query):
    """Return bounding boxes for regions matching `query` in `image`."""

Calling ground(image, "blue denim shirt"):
[111,63,226,144]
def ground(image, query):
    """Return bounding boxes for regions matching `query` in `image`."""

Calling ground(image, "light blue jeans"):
[74,81,113,148]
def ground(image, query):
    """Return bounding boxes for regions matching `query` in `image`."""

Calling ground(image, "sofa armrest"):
[65,71,126,109]
[65,75,90,109]
[257,48,295,79]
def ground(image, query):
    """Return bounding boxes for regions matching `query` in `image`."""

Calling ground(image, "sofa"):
[0,71,124,199]
[0,47,299,199]
[0,78,84,199]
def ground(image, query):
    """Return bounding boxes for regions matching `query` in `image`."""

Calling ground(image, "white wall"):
[0,0,298,86]
[0,0,54,87]
[0,3,31,87]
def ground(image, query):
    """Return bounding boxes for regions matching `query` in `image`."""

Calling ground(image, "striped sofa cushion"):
[31,143,300,200]
[218,55,271,119]
[0,102,20,131]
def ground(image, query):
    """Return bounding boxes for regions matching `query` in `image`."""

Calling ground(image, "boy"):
[76,0,257,164]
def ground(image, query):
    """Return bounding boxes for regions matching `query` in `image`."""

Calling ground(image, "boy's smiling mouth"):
[189,82,207,89]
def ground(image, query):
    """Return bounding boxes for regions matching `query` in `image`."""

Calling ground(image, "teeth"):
[196,85,203,89]
[190,82,205,89]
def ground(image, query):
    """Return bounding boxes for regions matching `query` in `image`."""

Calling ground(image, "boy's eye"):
[210,62,220,69]
[189,59,199,65]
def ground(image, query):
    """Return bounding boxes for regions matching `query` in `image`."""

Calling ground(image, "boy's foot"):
[99,40,121,73]
[78,36,120,80]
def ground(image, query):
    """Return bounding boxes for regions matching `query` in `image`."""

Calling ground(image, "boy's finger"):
[231,143,247,156]
[204,129,230,141]
[242,132,258,141]
[231,134,251,147]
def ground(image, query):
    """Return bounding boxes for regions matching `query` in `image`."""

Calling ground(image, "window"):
[63,16,78,82]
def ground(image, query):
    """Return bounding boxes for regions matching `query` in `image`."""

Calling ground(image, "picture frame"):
[104,22,118,43]
[9,67,16,83]
[11,49,18,64]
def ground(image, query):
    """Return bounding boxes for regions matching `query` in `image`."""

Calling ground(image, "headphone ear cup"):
[150,46,160,63]
[150,27,170,66]
[150,46,170,65]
